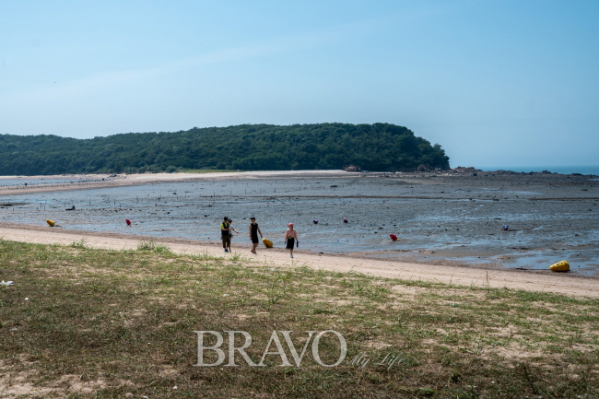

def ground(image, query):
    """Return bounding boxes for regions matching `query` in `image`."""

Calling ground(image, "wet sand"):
[1,169,599,279]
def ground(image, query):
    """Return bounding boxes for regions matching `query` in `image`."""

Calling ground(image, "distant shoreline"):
[0,170,353,196]
[0,167,596,196]
[478,165,599,175]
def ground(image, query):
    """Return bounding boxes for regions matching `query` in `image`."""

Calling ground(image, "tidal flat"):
[1,171,598,276]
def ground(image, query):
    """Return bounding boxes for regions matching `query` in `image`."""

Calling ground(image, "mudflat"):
[0,169,598,297]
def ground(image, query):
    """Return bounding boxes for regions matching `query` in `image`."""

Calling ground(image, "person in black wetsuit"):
[248,217,263,254]
[221,217,231,253]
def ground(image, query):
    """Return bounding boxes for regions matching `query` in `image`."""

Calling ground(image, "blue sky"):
[1,1,598,168]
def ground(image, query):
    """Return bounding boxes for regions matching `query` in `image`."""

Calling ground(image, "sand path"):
[1,222,596,298]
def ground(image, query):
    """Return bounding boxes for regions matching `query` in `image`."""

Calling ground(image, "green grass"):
[0,239,598,398]
[136,239,173,255]
[69,239,86,249]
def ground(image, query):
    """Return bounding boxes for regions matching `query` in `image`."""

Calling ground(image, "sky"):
[1,0,598,168]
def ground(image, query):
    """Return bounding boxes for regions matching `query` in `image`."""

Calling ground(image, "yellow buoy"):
[549,260,569,272]
[262,238,273,248]
[46,219,55,227]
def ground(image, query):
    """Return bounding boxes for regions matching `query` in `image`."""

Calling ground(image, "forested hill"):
[0,123,450,175]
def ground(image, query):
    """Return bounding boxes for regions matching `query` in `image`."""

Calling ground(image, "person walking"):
[284,223,298,258]
[220,216,231,253]
[248,217,263,254]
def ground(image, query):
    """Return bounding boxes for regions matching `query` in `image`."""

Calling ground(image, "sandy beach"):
[0,221,597,298]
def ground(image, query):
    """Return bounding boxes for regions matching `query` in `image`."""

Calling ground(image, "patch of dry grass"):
[0,239,598,398]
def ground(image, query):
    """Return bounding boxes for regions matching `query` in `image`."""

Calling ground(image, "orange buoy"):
[46,219,55,227]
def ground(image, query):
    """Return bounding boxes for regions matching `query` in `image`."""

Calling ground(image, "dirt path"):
[1,222,596,298]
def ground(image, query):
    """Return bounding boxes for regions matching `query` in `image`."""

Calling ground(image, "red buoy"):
[126,219,131,226]
[389,234,398,241]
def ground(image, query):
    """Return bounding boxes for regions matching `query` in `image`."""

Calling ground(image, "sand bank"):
[0,170,352,196]
[0,222,596,298]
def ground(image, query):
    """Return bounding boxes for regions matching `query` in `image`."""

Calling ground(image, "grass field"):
[0,239,598,398]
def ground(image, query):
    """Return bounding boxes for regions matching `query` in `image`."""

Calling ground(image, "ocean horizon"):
[478,165,599,175]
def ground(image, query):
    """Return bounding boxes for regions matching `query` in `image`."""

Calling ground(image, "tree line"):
[0,123,450,175]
